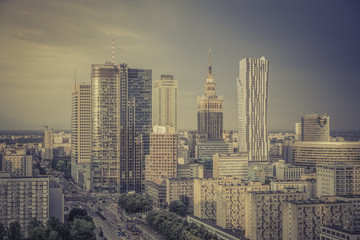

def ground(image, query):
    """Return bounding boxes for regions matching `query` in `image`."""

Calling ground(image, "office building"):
[272,160,304,180]
[245,190,307,240]
[43,128,53,160]
[317,163,360,197]
[194,177,244,220]
[91,63,143,193]
[216,182,269,230]
[152,74,178,129]
[197,50,223,140]
[145,126,177,183]
[71,82,91,191]
[166,178,194,209]
[213,153,248,180]
[301,113,330,142]
[284,141,360,167]
[283,199,354,240]
[237,57,270,161]
[177,163,204,178]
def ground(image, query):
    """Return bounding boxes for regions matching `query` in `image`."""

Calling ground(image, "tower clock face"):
[316,116,327,128]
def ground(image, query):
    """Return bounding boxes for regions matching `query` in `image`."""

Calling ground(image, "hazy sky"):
[1,0,359,131]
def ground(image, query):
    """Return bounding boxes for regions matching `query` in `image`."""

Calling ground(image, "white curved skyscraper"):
[237,57,269,161]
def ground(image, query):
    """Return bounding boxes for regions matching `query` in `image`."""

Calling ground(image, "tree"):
[169,200,188,217]
[7,221,24,240]
[0,223,6,240]
[69,219,95,240]
[45,216,68,240]
[180,195,190,207]
[68,208,88,222]
[27,219,46,240]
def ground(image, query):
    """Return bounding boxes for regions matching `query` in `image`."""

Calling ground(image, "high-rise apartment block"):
[317,163,360,197]
[301,113,330,142]
[71,82,91,191]
[3,154,32,177]
[152,75,178,129]
[91,63,144,193]
[283,199,354,240]
[213,153,248,180]
[216,182,270,230]
[237,57,270,161]
[43,128,54,160]
[197,50,223,140]
[194,177,245,220]
[166,178,194,209]
[145,126,178,183]
[245,190,307,240]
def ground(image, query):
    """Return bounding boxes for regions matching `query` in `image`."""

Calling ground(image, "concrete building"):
[166,178,194,208]
[71,82,91,191]
[248,162,273,183]
[237,57,270,161]
[145,178,167,208]
[317,163,360,197]
[49,178,64,223]
[91,63,143,193]
[195,140,232,160]
[188,131,207,159]
[295,122,301,141]
[197,50,223,140]
[194,177,244,220]
[3,155,32,177]
[177,163,204,178]
[282,199,354,240]
[301,113,330,142]
[272,160,304,180]
[336,195,360,231]
[145,126,178,183]
[216,182,269,230]
[245,190,307,240]
[0,173,50,230]
[271,180,316,198]
[320,226,360,240]
[152,74,178,129]
[213,153,248,180]
[43,128,53,160]
[284,141,360,167]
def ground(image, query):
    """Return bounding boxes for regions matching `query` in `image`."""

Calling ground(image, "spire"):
[111,39,115,65]
[74,68,76,87]
[208,48,212,74]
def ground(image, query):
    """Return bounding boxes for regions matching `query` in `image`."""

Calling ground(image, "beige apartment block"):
[283,199,354,240]
[271,179,316,198]
[245,190,307,240]
[317,163,360,197]
[0,173,50,230]
[145,126,178,183]
[213,153,248,180]
[320,226,360,240]
[4,155,32,177]
[336,195,360,231]
[194,177,244,220]
[216,182,269,230]
[166,178,194,208]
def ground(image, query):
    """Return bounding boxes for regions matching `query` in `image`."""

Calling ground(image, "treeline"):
[118,193,153,213]
[146,210,219,240]
[0,208,95,240]
[51,155,71,179]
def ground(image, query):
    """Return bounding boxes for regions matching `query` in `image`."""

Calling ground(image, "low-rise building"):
[271,179,316,198]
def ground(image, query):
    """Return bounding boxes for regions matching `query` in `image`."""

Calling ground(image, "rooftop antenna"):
[43,125,48,130]
[208,48,212,74]
[74,68,77,87]
[112,39,115,65]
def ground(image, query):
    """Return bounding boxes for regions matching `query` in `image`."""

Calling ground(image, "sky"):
[0,0,360,131]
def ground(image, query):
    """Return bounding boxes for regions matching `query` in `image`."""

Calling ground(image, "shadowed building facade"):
[197,50,223,140]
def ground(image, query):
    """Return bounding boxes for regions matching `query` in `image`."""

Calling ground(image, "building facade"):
[43,128,54,160]
[213,153,248,180]
[301,113,330,142]
[166,178,194,209]
[3,155,32,177]
[71,82,91,191]
[152,74,178,129]
[237,57,270,161]
[197,50,223,140]
[272,160,304,180]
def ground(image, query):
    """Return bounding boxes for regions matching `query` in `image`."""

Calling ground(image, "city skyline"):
[1,0,360,131]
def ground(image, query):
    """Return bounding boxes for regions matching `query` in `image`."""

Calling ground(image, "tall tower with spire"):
[197,49,223,139]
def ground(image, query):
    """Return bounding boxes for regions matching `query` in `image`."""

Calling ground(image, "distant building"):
[283,199,354,240]
[71,82,91,191]
[152,74,178,129]
[301,113,330,142]
[284,141,360,167]
[177,163,204,178]
[245,190,307,240]
[145,126,178,183]
[271,179,316,198]
[213,153,248,180]
[317,163,360,197]
[295,122,301,141]
[197,50,223,140]
[195,140,232,160]
[43,128,53,160]
[272,160,304,180]
[248,162,273,183]
[237,57,270,161]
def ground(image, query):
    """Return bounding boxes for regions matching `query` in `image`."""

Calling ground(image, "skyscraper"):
[91,63,143,193]
[152,74,178,129]
[237,57,270,161]
[71,82,91,190]
[197,50,223,140]
[301,113,330,142]
[43,128,53,160]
